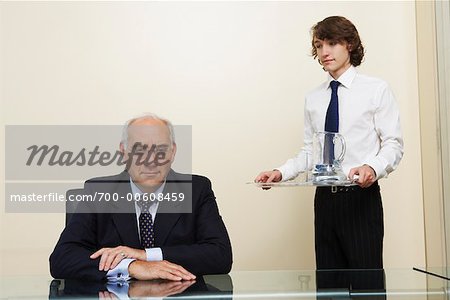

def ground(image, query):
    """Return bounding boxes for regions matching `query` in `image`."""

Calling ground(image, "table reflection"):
[316,269,385,299]
[40,268,449,299]
[49,275,233,299]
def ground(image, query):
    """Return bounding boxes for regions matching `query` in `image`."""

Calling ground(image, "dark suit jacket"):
[49,170,232,280]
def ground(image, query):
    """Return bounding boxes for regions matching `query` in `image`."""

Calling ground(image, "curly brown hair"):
[311,16,365,67]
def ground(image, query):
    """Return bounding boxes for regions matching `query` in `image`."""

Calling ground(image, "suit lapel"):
[108,170,190,247]
[154,211,181,246]
[112,213,141,248]
[154,170,184,246]
[110,171,142,249]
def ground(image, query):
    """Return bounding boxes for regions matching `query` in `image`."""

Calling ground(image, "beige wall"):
[0,1,425,276]
[416,1,446,270]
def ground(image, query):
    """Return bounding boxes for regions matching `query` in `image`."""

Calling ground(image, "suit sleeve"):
[160,178,233,275]
[49,186,107,280]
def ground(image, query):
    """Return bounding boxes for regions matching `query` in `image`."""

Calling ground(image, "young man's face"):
[313,37,352,79]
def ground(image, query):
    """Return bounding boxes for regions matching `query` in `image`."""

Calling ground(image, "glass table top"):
[1,268,449,299]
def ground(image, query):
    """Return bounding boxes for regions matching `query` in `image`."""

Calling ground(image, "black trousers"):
[314,182,383,270]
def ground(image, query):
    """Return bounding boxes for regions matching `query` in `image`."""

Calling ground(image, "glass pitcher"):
[312,131,347,183]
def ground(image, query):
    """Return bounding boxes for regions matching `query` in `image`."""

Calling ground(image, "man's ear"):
[119,142,128,160]
[170,143,177,161]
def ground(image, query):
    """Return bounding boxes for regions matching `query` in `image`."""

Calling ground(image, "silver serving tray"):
[249,180,357,188]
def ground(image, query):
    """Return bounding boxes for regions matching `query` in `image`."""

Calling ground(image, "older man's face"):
[121,119,176,193]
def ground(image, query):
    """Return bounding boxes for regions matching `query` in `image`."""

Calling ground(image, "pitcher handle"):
[334,134,346,163]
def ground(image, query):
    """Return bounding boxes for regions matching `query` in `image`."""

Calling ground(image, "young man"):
[255,16,403,269]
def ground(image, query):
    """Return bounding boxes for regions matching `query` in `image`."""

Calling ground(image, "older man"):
[50,114,232,281]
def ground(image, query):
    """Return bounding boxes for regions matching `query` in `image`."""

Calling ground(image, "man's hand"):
[128,260,196,281]
[90,246,146,271]
[255,170,282,190]
[348,165,376,188]
[128,279,195,297]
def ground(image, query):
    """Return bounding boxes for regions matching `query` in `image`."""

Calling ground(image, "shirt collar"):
[129,178,166,196]
[326,65,357,89]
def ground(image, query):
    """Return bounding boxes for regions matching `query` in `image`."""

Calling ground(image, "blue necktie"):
[324,81,340,164]
[137,200,155,248]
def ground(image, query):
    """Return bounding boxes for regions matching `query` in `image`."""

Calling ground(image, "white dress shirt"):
[106,180,164,281]
[277,66,403,181]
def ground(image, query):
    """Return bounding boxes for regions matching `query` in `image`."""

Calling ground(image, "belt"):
[317,182,379,194]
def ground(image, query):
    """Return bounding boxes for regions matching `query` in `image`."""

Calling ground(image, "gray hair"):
[121,113,176,148]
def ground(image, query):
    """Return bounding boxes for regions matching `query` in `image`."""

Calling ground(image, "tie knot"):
[330,80,340,91]
[136,197,152,212]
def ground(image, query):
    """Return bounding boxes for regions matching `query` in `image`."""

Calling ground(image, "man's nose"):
[321,44,330,56]
[134,151,157,167]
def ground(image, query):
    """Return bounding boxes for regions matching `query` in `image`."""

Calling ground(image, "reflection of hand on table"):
[128,280,195,297]
[102,280,195,299]
[99,290,119,300]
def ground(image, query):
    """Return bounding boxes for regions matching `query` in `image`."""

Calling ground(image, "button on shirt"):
[106,180,164,281]
[277,66,403,180]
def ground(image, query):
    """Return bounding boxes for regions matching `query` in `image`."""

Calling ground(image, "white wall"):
[0,1,424,276]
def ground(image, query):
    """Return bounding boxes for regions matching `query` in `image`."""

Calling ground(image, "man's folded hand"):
[128,260,196,281]
[90,246,146,271]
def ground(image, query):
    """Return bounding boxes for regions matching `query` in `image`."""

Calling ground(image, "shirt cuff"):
[146,247,163,261]
[106,258,135,281]
[363,158,387,180]
[275,166,295,182]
